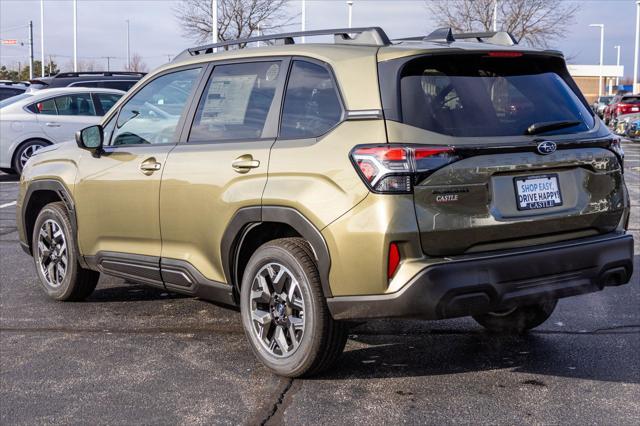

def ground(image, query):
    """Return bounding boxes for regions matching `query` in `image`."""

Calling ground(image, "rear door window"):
[54,93,96,116]
[397,54,594,137]
[94,93,123,115]
[189,61,282,141]
[279,60,343,139]
[30,98,57,115]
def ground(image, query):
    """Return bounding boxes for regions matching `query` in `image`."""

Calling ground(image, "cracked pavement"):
[1,140,639,425]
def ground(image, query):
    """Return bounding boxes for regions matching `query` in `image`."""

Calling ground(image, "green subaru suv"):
[17,27,634,377]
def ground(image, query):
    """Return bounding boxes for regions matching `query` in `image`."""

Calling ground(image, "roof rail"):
[420,27,518,46]
[174,27,391,61]
[53,71,146,78]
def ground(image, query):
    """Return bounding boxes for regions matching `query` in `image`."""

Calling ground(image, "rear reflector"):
[388,242,401,279]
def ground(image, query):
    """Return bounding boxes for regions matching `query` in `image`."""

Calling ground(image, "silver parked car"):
[0,87,124,174]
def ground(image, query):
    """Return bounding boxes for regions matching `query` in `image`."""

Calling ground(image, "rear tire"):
[240,238,348,377]
[472,300,557,334]
[32,202,99,301]
[12,139,49,175]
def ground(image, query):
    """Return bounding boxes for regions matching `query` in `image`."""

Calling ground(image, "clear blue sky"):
[0,0,637,78]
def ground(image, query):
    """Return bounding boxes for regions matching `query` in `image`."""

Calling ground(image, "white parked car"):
[0,87,124,174]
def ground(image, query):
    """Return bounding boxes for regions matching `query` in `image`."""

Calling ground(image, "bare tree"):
[426,0,579,48]
[173,0,293,45]
[126,54,148,72]
[78,59,97,72]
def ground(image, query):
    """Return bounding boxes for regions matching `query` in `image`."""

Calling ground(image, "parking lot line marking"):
[0,201,17,209]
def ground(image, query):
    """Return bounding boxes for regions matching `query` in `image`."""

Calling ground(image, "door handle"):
[139,158,162,174]
[232,155,260,173]
[45,122,61,127]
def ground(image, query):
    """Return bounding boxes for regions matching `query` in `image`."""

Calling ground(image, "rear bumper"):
[327,233,634,320]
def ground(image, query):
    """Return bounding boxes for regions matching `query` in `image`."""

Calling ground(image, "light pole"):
[614,45,621,90]
[635,1,640,93]
[301,0,306,43]
[257,23,261,47]
[28,21,34,79]
[126,19,130,70]
[493,0,498,31]
[40,0,44,77]
[589,24,604,97]
[73,0,77,72]
[212,0,217,44]
[347,1,353,29]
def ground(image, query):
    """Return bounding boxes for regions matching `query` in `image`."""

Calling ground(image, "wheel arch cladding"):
[222,206,333,300]
[22,180,76,255]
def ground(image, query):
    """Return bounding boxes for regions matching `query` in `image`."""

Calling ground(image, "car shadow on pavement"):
[87,283,189,303]
[0,172,19,182]
[315,330,640,385]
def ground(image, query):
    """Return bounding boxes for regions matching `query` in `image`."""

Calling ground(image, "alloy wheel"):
[250,262,306,357]
[20,143,45,169]
[36,219,68,288]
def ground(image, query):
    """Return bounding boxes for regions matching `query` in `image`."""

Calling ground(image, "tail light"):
[485,51,523,58]
[350,144,459,193]
[610,138,624,169]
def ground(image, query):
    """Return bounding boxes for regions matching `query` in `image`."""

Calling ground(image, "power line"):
[0,24,30,34]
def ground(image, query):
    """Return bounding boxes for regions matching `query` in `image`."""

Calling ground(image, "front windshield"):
[399,54,594,137]
[0,93,32,109]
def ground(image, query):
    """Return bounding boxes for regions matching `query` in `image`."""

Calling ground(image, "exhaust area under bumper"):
[327,233,634,320]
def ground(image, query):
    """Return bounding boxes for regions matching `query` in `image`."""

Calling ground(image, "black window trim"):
[25,91,119,117]
[105,63,208,148]
[276,56,346,141]
[180,56,291,145]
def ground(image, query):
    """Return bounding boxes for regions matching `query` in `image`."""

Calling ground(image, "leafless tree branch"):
[426,0,579,48]
[173,0,295,46]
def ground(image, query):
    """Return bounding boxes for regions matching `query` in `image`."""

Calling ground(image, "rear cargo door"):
[379,52,626,255]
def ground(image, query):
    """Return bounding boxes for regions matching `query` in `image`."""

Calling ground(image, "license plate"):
[514,174,562,211]
[632,107,639,112]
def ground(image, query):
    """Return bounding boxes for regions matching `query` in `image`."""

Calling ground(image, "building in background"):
[567,64,625,103]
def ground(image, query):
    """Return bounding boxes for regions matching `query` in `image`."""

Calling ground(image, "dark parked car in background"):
[591,95,613,118]
[28,71,145,92]
[0,82,28,101]
[604,94,640,125]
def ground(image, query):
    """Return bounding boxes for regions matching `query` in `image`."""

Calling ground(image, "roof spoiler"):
[422,27,519,46]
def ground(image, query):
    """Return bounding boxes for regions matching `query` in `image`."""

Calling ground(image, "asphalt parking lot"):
[1,142,639,425]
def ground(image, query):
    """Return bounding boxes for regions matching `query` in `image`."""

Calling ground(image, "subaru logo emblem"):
[536,141,556,155]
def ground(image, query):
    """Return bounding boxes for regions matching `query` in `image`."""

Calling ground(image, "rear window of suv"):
[396,54,594,137]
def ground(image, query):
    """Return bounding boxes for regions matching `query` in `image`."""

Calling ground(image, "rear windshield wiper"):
[525,120,582,135]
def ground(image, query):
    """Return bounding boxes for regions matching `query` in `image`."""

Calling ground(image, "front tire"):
[13,139,49,175]
[472,300,557,334]
[32,202,99,301]
[240,238,348,377]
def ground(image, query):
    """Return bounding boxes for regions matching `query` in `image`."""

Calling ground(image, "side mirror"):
[75,125,103,153]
